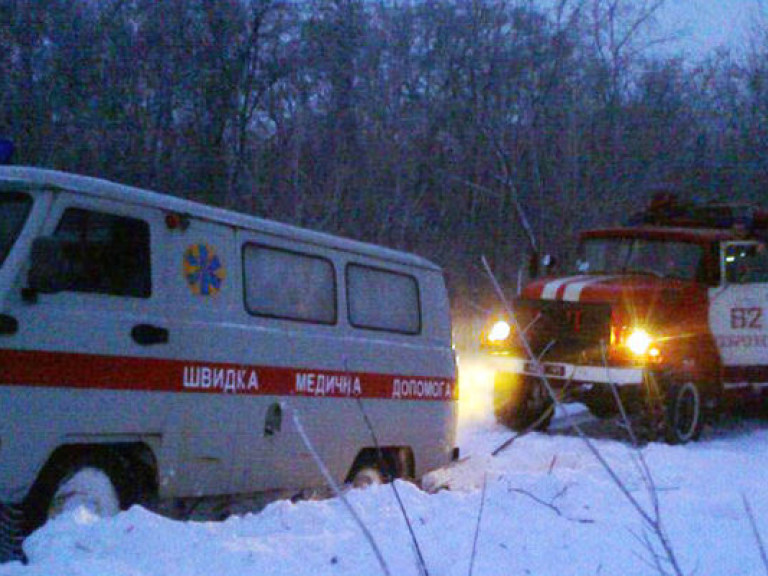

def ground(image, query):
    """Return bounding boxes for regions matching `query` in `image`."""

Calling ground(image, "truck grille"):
[512,299,612,364]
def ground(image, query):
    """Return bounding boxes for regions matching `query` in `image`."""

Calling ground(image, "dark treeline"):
[3,0,768,314]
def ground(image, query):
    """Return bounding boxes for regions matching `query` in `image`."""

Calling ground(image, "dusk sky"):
[657,0,760,57]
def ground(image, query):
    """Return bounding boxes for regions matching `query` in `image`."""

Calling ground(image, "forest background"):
[3,0,768,328]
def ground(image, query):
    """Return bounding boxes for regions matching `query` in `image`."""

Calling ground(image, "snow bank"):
[3,415,768,576]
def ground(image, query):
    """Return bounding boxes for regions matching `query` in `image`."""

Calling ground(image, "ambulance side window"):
[346,264,421,334]
[724,243,768,284]
[53,208,152,297]
[243,244,336,324]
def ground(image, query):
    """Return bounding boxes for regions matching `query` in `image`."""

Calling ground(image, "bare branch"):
[291,406,392,576]
[482,256,684,576]
[355,398,430,576]
[508,485,595,524]
[743,494,768,576]
[468,474,488,576]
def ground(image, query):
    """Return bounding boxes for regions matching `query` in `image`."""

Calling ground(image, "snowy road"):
[2,357,768,575]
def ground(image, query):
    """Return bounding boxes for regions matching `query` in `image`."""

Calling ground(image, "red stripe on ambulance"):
[0,349,458,401]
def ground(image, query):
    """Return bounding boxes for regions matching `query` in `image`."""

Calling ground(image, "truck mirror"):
[528,253,556,278]
[528,252,539,278]
[27,237,70,294]
[541,254,556,271]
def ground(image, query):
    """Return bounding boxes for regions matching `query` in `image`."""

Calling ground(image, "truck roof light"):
[628,196,767,234]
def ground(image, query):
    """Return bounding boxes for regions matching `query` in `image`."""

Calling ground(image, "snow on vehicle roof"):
[0,166,440,271]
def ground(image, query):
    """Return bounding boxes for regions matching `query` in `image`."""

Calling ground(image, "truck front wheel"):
[494,375,553,432]
[664,381,704,444]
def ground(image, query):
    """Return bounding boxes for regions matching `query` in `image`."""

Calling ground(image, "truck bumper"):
[489,356,645,388]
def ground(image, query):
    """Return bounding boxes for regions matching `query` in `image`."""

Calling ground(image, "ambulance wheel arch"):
[22,443,158,532]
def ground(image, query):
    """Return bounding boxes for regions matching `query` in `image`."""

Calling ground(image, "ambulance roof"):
[0,166,440,271]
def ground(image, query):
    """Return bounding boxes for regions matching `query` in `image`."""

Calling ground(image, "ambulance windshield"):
[0,192,33,268]
[576,237,704,281]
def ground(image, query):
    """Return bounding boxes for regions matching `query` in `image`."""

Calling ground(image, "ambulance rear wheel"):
[351,467,386,488]
[346,448,405,488]
[664,381,704,444]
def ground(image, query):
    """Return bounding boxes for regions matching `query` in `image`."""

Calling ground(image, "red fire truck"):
[484,197,768,443]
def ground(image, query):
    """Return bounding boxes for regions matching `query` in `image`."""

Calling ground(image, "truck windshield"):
[0,192,33,268]
[576,237,704,281]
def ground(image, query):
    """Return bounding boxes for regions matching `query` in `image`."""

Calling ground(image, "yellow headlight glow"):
[488,320,512,343]
[626,328,653,356]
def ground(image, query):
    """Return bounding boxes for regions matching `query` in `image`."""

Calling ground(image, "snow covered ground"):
[3,356,768,576]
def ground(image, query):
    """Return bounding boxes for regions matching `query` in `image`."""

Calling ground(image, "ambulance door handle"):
[0,314,18,335]
[131,324,169,346]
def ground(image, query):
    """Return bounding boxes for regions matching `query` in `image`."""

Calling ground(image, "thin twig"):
[491,340,563,457]
[508,485,594,525]
[630,530,671,576]
[548,455,558,475]
[743,494,768,575]
[468,474,488,576]
[600,343,661,515]
[600,342,679,570]
[491,403,555,456]
[291,407,392,576]
[508,487,562,517]
[355,398,430,576]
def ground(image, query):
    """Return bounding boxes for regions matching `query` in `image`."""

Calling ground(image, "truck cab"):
[484,198,768,443]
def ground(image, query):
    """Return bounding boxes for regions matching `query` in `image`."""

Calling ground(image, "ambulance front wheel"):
[47,466,122,519]
[24,448,143,534]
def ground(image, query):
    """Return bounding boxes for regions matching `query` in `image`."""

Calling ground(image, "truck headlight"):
[626,328,653,356]
[488,320,512,343]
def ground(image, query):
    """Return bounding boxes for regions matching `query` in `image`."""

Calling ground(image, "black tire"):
[0,503,25,564]
[494,375,553,432]
[664,381,704,444]
[584,387,619,420]
[350,466,386,488]
[23,449,137,534]
[346,448,404,488]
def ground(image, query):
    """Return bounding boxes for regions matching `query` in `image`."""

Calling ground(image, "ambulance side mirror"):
[26,237,70,296]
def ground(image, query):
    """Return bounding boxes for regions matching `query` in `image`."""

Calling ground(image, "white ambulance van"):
[0,167,457,556]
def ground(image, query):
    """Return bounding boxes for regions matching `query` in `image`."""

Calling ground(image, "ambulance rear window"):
[346,264,421,335]
[0,192,33,267]
[243,244,336,324]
